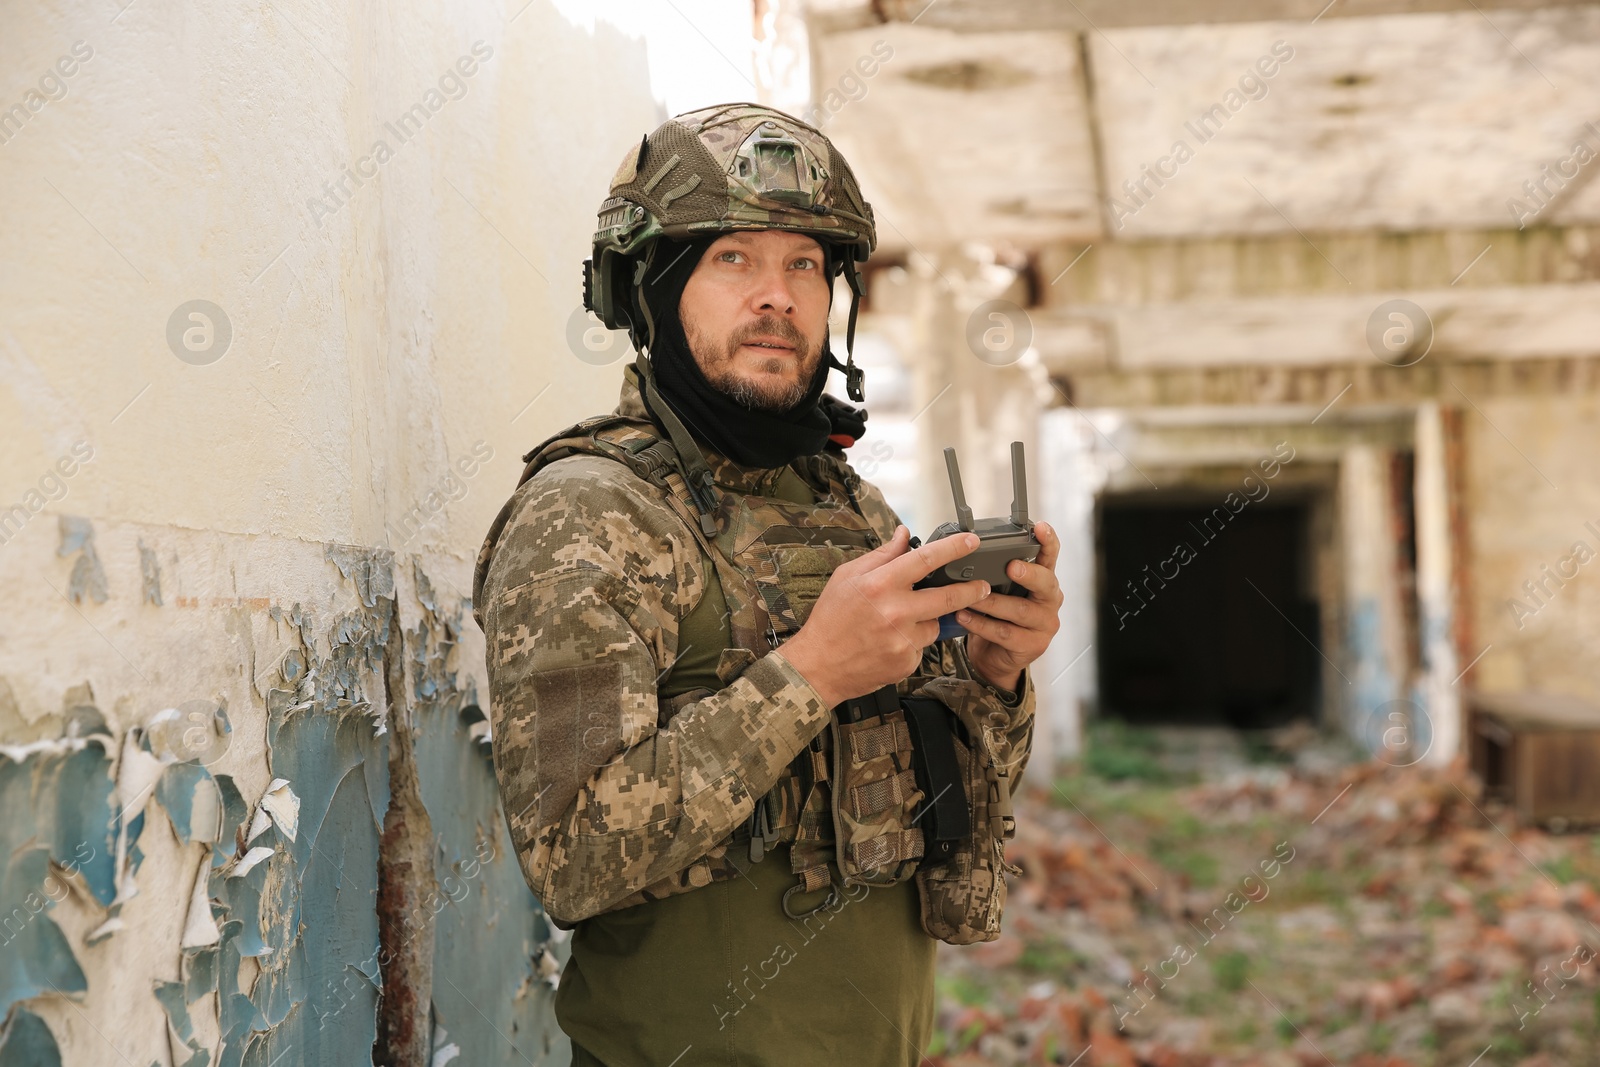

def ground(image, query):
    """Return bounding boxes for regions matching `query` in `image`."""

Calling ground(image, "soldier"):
[473,103,1062,1066]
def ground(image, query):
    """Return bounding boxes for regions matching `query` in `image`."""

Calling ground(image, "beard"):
[683,313,822,413]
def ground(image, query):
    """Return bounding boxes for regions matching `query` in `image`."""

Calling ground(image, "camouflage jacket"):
[472,370,1035,928]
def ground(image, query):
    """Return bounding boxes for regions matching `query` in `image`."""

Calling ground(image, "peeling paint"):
[411,564,565,1066]
[0,694,117,1024]
[155,762,224,846]
[147,701,233,768]
[215,775,247,868]
[182,857,221,949]
[230,848,275,880]
[2,554,563,1063]
[56,516,108,605]
[106,722,165,924]
[430,1029,462,1065]
[139,539,164,606]
[326,543,397,609]
[224,757,382,1066]
[142,573,398,1065]
[0,1006,63,1066]
[229,590,392,1065]
[252,779,301,843]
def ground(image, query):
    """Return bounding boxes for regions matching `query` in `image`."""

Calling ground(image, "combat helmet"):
[583,103,878,402]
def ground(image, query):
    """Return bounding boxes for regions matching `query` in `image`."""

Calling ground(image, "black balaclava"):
[637,235,861,470]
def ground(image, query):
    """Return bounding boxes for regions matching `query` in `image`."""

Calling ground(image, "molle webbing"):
[849,719,910,763]
[849,769,920,819]
[845,830,925,872]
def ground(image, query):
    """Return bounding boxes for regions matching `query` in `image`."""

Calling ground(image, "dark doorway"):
[1097,495,1320,728]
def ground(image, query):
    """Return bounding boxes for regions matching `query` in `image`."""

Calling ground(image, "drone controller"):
[911,441,1040,641]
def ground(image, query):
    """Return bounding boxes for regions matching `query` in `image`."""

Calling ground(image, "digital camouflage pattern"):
[831,707,927,887]
[473,366,1035,937]
[913,669,1028,944]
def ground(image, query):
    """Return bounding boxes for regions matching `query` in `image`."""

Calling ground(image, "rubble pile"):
[928,760,1600,1067]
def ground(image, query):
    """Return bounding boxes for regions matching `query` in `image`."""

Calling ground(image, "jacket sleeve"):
[480,456,832,926]
[849,470,1038,788]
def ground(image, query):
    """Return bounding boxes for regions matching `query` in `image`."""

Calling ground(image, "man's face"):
[679,230,832,412]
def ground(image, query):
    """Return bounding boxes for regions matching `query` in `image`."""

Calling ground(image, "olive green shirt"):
[557,465,937,1066]
[560,842,936,1066]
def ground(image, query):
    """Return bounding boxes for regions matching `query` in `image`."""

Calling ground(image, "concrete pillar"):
[1415,402,1462,765]
[1339,446,1411,755]
[908,251,1040,524]
[1038,407,1099,763]
[907,252,959,536]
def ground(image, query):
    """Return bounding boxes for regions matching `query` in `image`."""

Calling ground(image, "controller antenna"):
[1009,441,1030,527]
[943,447,974,532]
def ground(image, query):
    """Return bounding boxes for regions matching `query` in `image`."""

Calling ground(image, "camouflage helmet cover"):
[584,103,878,383]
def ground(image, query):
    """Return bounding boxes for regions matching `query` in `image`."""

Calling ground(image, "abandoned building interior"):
[2,0,1599,1063]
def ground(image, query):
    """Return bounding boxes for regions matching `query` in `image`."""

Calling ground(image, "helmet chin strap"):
[630,242,661,354]
[837,257,866,403]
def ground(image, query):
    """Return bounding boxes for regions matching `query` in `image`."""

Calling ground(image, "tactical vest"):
[513,398,1017,943]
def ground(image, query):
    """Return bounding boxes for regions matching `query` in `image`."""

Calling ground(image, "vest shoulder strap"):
[512,415,728,571]
[515,414,675,493]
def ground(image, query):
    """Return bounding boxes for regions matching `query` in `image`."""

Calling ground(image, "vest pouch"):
[909,683,1020,945]
[830,685,926,887]
[750,533,877,643]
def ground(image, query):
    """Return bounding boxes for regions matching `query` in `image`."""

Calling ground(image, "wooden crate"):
[1469,691,1600,828]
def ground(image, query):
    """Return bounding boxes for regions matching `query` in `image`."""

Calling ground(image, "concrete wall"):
[1465,395,1600,704]
[0,1,689,1062]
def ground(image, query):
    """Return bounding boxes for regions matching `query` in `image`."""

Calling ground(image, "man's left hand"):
[959,520,1063,695]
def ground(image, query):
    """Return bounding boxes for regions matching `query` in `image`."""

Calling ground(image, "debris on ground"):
[928,733,1600,1067]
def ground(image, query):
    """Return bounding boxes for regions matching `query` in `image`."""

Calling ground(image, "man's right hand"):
[780,525,989,708]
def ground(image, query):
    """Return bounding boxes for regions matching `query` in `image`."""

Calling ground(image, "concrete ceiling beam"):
[1039,226,1600,306]
[1054,354,1600,407]
[1036,282,1600,371]
[810,0,1600,34]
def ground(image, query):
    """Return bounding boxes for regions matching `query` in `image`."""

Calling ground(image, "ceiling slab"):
[1090,8,1600,236]
[813,25,1103,250]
